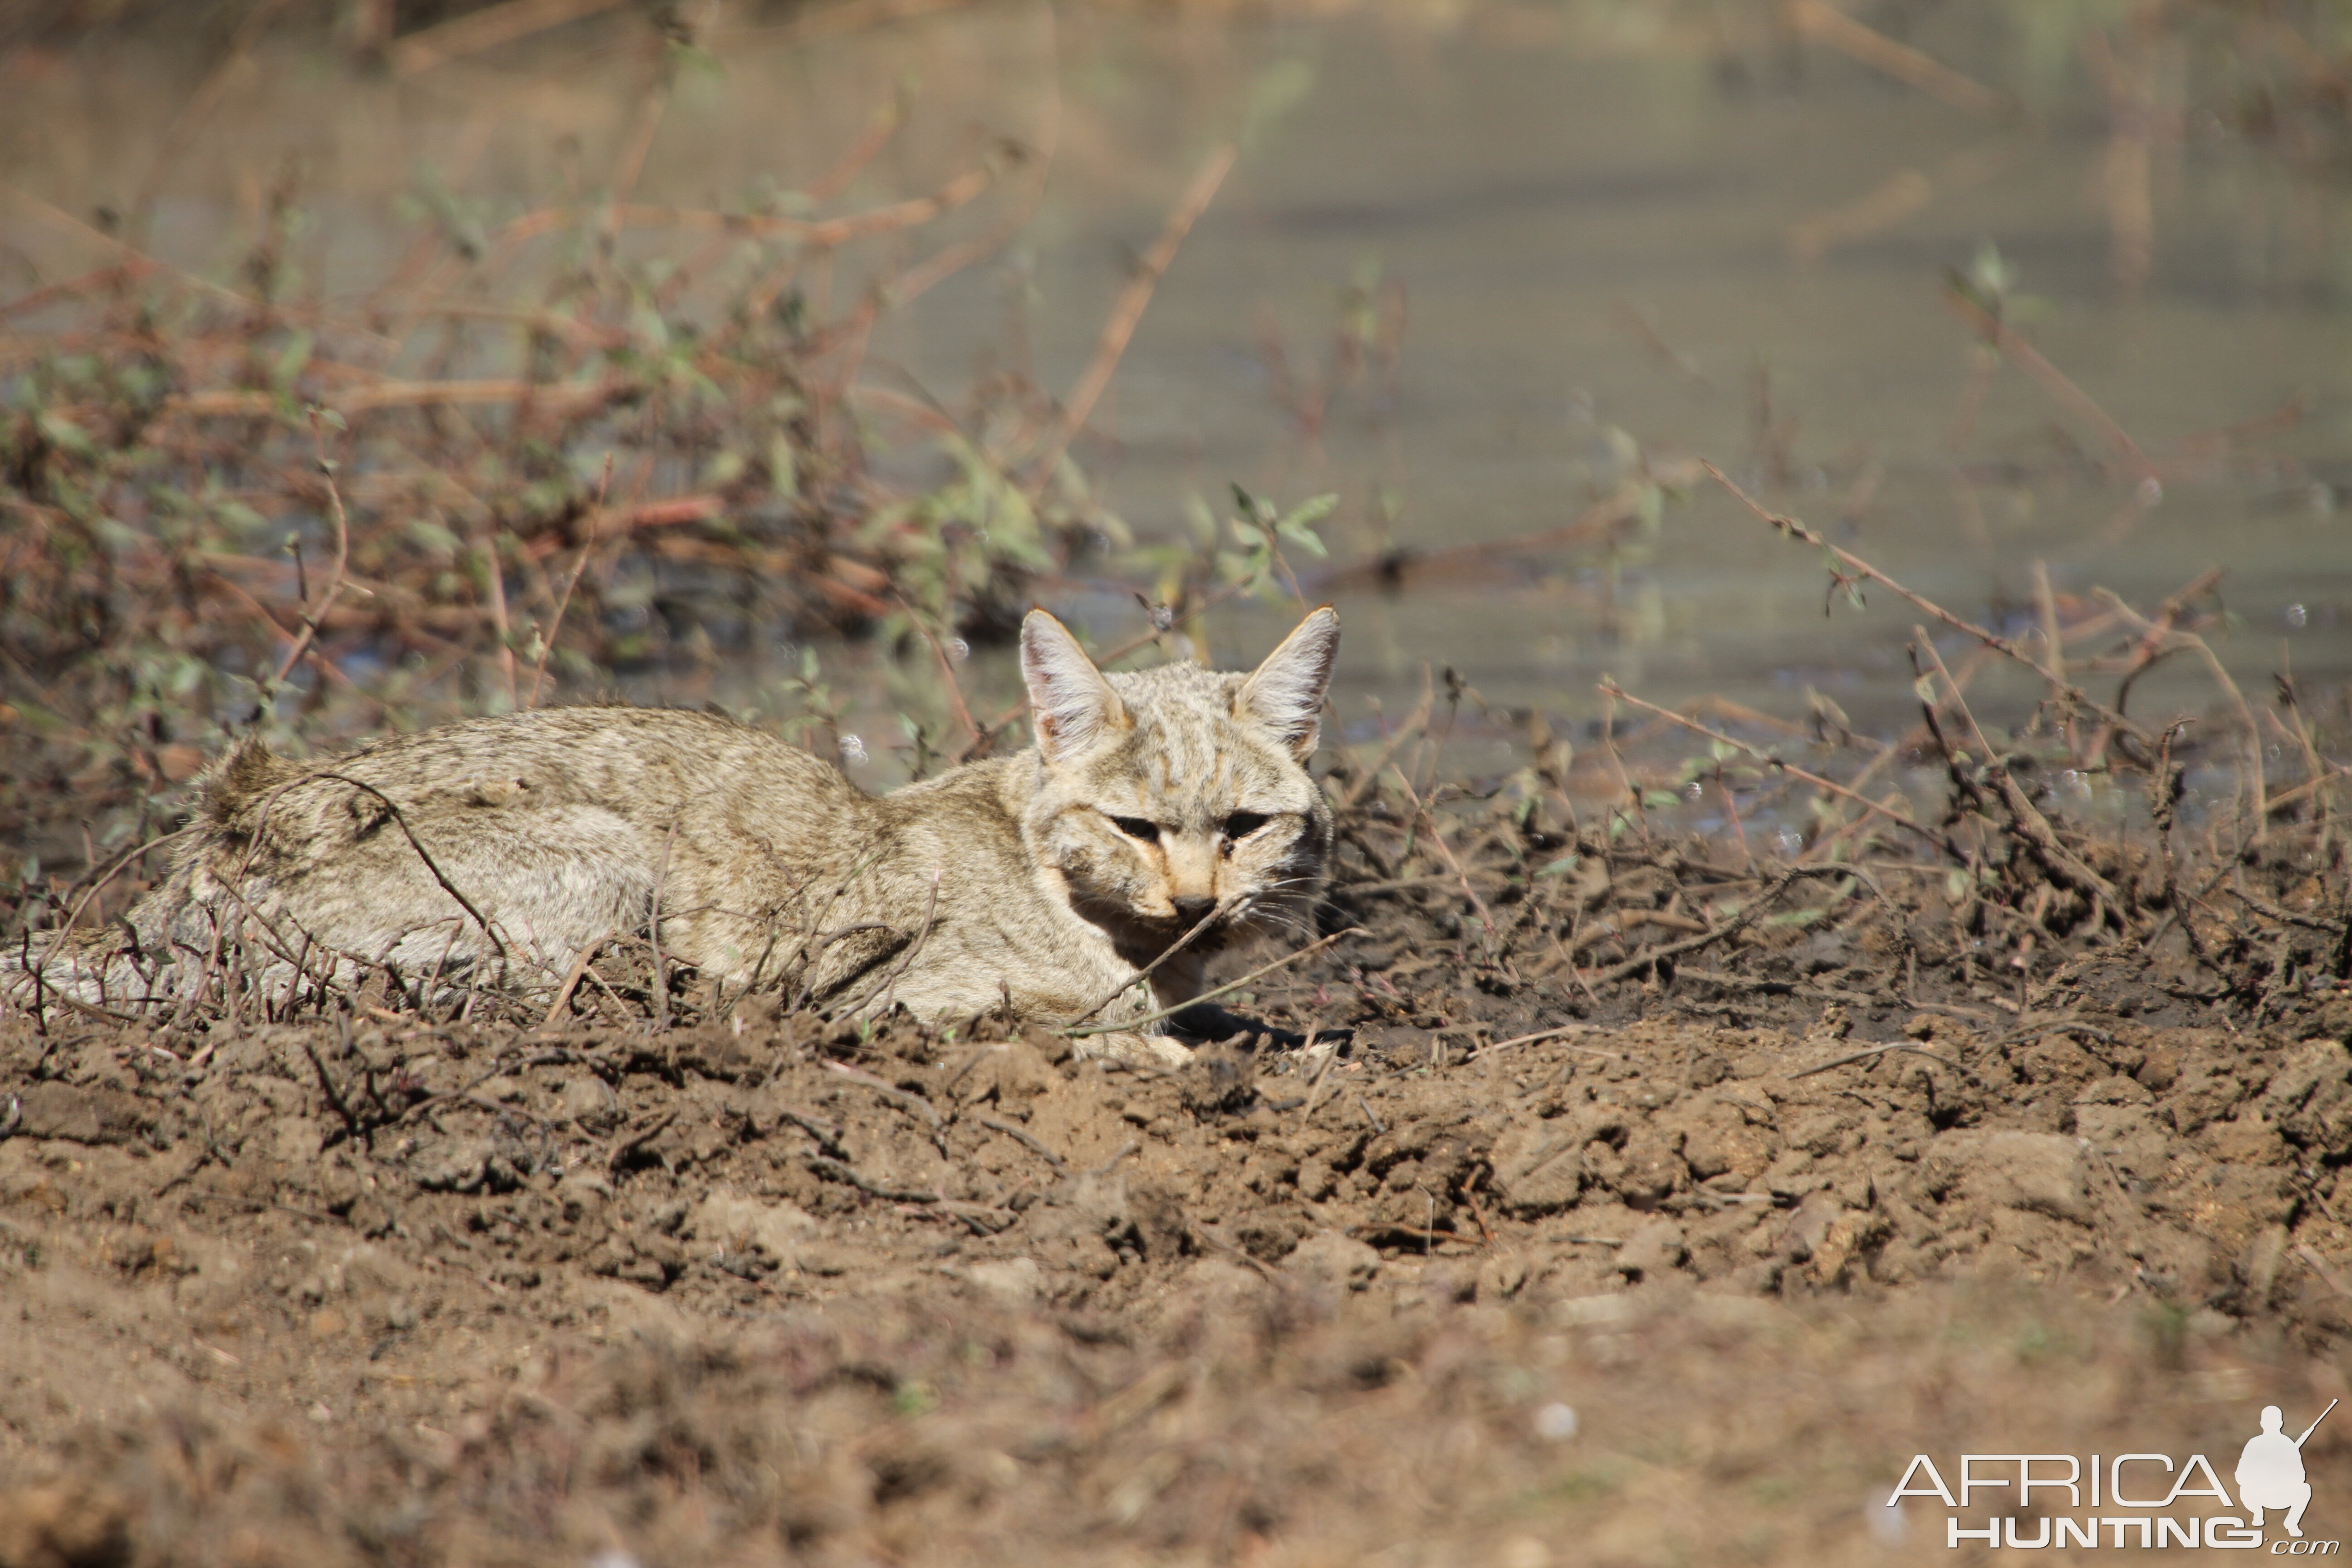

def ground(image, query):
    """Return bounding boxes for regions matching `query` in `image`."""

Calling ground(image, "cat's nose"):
[1171,895,1218,928]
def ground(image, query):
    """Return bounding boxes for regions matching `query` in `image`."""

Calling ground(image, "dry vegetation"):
[10,0,2352,1564]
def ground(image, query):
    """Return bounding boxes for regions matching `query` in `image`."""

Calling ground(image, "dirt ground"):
[7,836,2352,1568]
[8,729,2352,1567]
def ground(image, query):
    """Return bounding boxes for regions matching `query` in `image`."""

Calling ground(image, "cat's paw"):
[1072,1031,1195,1072]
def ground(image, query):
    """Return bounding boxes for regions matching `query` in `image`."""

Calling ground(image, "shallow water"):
[8,3,2351,783]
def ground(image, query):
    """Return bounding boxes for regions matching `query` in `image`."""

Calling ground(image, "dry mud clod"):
[3,978,2352,1562]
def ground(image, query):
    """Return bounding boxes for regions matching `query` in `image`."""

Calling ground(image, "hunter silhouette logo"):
[1890,1400,2341,1551]
[2241,1401,2334,1540]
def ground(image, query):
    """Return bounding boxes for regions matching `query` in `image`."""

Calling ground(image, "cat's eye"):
[1109,815,1161,843]
[1222,811,1270,841]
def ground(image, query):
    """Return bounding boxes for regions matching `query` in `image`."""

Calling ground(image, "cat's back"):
[225,704,863,831]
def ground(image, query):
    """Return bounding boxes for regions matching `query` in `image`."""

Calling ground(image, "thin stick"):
[0,182,263,314]
[2030,559,2073,755]
[1599,678,1964,859]
[1788,1042,1966,1080]
[1581,866,1821,986]
[823,1060,941,1130]
[805,88,912,203]
[128,0,294,237]
[1063,928,1362,1039]
[528,454,608,708]
[1296,1034,1349,1118]
[977,1115,1067,1171]
[541,933,610,1027]
[1472,1024,1623,1060]
[1395,774,1499,956]
[475,165,997,252]
[2092,587,2267,829]
[1786,0,2014,118]
[1705,464,2152,747]
[604,69,671,221]
[2273,662,2339,863]
[1100,576,1259,669]
[1912,627,1998,762]
[2087,565,2223,755]
[1597,678,1642,840]
[34,827,191,985]
[202,573,371,698]
[895,593,980,747]
[861,870,941,1020]
[805,1156,944,1205]
[649,820,679,1031]
[256,415,359,719]
[606,1109,677,1176]
[477,519,519,712]
[388,0,629,76]
[310,774,507,966]
[1940,286,2156,483]
[1067,898,1235,1027]
[1026,142,1237,492]
[1341,665,1435,809]
[2298,1244,2352,1301]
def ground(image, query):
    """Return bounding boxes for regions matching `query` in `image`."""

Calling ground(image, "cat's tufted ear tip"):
[1236,606,1341,762]
[1021,609,1124,762]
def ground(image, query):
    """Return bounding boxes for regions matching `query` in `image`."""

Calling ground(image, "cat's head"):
[1019,607,1339,970]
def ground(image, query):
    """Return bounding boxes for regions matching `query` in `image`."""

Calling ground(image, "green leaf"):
[1274,490,1338,533]
[34,413,92,459]
[1183,492,1219,548]
[1969,240,2016,300]
[1241,56,1317,151]
[272,331,314,392]
[1535,854,1581,877]
[767,436,799,500]
[1635,482,1663,533]
[702,449,748,489]
[405,519,461,556]
[1276,518,1329,558]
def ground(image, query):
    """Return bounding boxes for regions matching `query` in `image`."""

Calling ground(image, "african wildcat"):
[5,608,1340,1063]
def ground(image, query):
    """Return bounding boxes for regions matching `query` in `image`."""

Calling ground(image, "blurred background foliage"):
[10,0,2352,892]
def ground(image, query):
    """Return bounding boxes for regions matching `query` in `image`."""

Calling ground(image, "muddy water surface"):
[9,4,2351,755]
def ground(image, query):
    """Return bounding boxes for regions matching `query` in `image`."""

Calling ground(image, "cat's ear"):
[1236,606,1339,761]
[1021,609,1127,763]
